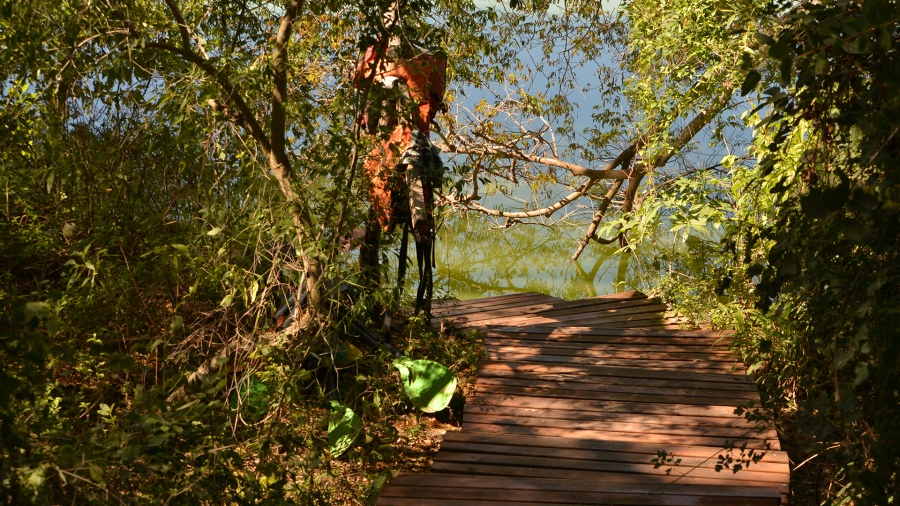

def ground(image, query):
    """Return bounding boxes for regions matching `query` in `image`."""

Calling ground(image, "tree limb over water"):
[435,82,736,260]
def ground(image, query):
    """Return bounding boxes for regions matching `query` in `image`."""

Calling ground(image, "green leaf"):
[207,226,223,237]
[741,70,761,96]
[853,362,869,386]
[248,279,259,304]
[169,315,184,333]
[327,401,361,457]
[392,358,457,413]
[229,376,270,419]
[335,341,363,367]
[24,301,50,323]
[170,243,190,256]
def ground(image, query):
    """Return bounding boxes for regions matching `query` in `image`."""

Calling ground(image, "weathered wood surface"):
[379,292,790,505]
[432,291,689,329]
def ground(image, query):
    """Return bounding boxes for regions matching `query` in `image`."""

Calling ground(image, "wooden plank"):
[471,379,761,403]
[431,455,789,486]
[485,332,726,347]
[550,312,674,326]
[464,397,781,451]
[477,360,758,386]
[512,298,663,319]
[476,368,760,393]
[433,291,551,308]
[436,439,790,473]
[379,474,781,505]
[472,383,759,408]
[462,422,777,449]
[485,332,731,347]
[484,336,729,351]
[440,431,788,464]
[438,295,655,324]
[442,304,572,325]
[461,413,777,440]
[486,344,740,363]
[470,313,668,328]
[615,322,694,330]
[487,326,734,339]
[532,298,661,317]
[437,292,562,309]
[379,498,574,506]
[434,294,565,318]
[454,304,669,328]
[484,337,733,354]
[590,316,676,326]
[380,498,589,506]
[466,394,762,419]
[485,352,743,372]
[380,490,776,506]
[586,290,651,300]
[428,462,787,494]
[445,304,575,325]
[509,303,671,324]
[464,402,770,430]
[383,472,785,496]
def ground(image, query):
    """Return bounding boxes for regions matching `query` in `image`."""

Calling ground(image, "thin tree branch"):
[145,41,272,158]
[450,81,736,254]
[435,141,630,180]
[571,178,626,260]
[163,0,210,59]
[461,179,596,219]
[271,0,303,165]
[163,0,192,52]
[650,84,736,168]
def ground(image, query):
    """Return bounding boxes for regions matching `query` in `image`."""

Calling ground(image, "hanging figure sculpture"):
[353,25,447,319]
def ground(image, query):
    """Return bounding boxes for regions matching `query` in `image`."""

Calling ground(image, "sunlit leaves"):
[392,358,457,413]
[327,400,361,457]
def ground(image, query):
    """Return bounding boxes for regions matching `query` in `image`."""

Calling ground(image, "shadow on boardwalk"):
[377,291,790,506]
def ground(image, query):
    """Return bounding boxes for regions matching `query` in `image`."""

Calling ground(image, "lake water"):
[432,213,639,301]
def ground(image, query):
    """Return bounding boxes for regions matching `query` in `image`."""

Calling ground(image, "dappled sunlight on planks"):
[378,291,790,505]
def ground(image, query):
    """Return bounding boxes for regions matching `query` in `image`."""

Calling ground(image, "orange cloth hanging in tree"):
[354,45,446,230]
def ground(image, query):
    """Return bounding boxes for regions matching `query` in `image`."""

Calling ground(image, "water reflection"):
[434,214,638,301]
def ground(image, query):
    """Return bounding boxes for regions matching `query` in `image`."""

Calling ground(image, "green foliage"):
[621,0,767,156]
[20,0,896,502]
[327,401,361,457]
[229,376,270,421]
[0,0,486,503]
[644,0,900,503]
[738,1,900,502]
[392,358,458,413]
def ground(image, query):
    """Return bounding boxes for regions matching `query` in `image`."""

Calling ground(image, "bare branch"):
[434,141,630,181]
[446,77,737,257]
[458,179,596,219]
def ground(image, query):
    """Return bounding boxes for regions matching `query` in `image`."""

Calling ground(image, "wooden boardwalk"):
[378,292,790,505]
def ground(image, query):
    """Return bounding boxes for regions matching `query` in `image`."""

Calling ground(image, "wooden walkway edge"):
[378,291,790,505]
